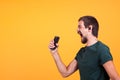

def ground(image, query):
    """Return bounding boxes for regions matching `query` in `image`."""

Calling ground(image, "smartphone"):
[50,36,60,50]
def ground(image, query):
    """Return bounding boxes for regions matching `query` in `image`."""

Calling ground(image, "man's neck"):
[86,36,98,47]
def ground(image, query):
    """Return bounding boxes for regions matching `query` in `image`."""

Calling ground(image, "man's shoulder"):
[98,41,109,48]
[97,41,110,52]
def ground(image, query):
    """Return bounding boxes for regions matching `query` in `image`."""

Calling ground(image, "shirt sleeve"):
[74,47,85,61]
[75,50,79,61]
[75,54,78,61]
[99,46,113,65]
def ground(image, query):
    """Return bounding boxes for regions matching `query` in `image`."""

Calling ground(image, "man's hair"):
[78,16,99,37]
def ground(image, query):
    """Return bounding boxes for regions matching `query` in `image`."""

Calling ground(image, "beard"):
[81,37,87,44]
[77,30,88,44]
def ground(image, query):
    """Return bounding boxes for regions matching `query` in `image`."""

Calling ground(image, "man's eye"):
[78,25,81,29]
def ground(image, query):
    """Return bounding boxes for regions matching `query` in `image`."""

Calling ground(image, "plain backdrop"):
[0,0,120,80]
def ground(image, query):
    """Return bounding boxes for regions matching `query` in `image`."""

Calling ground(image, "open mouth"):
[80,32,83,37]
[77,31,83,37]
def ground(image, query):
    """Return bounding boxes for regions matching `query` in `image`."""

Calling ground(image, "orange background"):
[0,0,120,80]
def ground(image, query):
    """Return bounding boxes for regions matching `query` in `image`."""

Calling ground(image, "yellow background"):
[0,0,120,80]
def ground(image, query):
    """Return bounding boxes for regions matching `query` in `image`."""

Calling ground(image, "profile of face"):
[77,20,89,44]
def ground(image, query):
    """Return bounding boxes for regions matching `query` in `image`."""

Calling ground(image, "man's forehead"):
[78,20,84,25]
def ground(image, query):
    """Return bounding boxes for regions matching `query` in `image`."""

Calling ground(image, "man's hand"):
[48,39,78,78]
[48,40,59,54]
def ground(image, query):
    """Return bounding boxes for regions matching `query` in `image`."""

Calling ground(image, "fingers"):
[56,43,59,47]
[48,39,59,54]
[48,40,55,49]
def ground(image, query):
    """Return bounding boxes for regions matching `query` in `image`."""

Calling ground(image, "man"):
[48,16,120,80]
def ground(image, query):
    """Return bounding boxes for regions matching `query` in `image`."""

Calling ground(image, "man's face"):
[77,20,89,44]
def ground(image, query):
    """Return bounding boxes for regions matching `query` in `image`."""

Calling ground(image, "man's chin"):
[81,37,87,44]
[81,40,86,44]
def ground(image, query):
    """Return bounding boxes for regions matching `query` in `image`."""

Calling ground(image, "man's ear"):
[88,25,93,30]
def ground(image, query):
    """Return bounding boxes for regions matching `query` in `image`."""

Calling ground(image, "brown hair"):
[78,16,99,37]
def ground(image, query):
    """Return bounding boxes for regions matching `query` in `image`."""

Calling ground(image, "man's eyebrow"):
[78,25,81,27]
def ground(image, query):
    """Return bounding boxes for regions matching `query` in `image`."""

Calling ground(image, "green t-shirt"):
[75,41,113,80]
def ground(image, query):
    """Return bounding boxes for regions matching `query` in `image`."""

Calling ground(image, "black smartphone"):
[50,36,60,50]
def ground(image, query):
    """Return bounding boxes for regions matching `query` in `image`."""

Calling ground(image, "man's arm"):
[48,40,78,77]
[103,60,120,80]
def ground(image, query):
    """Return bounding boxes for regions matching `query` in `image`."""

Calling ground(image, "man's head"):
[77,16,99,44]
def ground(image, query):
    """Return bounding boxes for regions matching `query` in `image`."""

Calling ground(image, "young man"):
[48,16,120,80]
